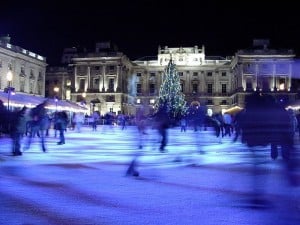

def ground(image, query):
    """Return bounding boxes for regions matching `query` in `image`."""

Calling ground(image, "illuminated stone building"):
[0,35,47,100]
[45,40,298,116]
[232,39,296,108]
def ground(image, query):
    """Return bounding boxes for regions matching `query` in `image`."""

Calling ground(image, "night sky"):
[1,0,300,65]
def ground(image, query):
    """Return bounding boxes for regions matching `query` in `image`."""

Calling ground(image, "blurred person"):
[24,101,49,152]
[11,106,29,156]
[73,112,85,132]
[154,103,170,152]
[55,111,69,145]
[118,113,127,130]
[232,109,245,142]
[136,107,148,149]
[125,152,140,177]
[125,107,148,177]
[209,113,223,143]
[180,116,187,132]
[222,112,232,137]
[241,92,298,206]
[91,111,100,131]
[287,108,298,137]
[45,113,51,137]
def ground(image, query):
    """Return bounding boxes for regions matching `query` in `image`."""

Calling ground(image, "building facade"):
[0,35,47,106]
[45,40,298,116]
[232,39,296,108]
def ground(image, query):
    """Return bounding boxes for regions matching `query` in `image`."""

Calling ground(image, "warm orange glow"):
[279,83,285,90]
[53,87,59,92]
[6,71,13,82]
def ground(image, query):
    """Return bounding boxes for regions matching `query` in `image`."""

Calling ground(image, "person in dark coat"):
[0,99,9,135]
[11,106,29,156]
[154,103,170,152]
[241,92,298,198]
[55,111,69,145]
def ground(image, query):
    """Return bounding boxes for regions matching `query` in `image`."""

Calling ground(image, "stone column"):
[255,63,259,90]
[272,63,276,90]
[288,63,292,90]
[241,64,246,91]
[116,65,121,92]
[102,65,106,92]
[74,66,78,91]
[86,65,90,92]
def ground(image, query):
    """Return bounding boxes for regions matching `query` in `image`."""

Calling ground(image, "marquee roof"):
[0,92,87,113]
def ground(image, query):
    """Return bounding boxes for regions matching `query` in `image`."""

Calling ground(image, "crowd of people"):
[0,99,70,156]
[1,93,300,187]
[125,93,300,187]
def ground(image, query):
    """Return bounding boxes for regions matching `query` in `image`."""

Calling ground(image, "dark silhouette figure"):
[55,111,69,145]
[0,100,10,135]
[125,154,140,177]
[154,103,170,152]
[25,101,49,152]
[11,106,28,156]
[240,92,298,206]
[125,107,147,177]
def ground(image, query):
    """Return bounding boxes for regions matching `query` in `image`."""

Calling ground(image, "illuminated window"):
[279,78,285,90]
[137,99,141,104]
[66,89,71,100]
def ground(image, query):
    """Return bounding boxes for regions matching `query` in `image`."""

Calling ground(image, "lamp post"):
[5,71,14,111]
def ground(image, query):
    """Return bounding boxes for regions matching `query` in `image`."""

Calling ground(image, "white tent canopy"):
[286,100,300,111]
[0,91,87,113]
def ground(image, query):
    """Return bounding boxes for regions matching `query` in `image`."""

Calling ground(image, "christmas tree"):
[155,59,187,120]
